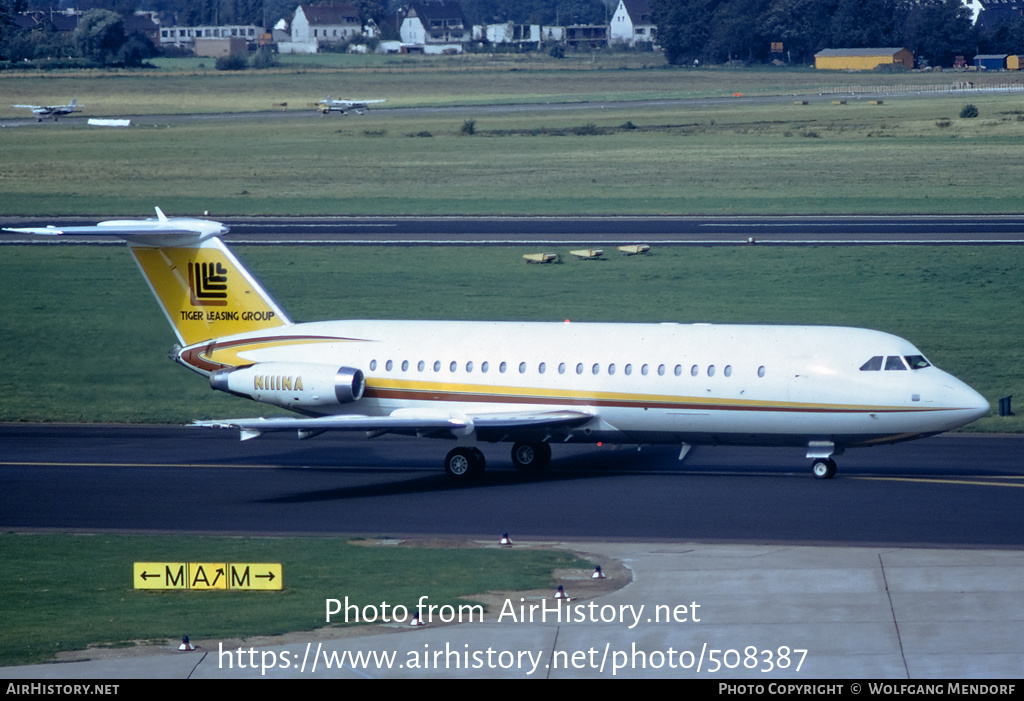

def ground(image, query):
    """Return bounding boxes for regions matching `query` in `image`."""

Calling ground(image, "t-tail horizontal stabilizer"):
[4,207,228,245]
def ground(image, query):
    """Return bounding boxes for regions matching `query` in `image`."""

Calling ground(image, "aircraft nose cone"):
[952,381,989,423]
[966,387,990,421]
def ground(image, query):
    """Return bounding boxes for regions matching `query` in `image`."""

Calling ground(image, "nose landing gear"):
[811,458,837,479]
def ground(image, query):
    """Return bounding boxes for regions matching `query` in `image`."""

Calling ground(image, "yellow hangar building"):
[814,47,914,70]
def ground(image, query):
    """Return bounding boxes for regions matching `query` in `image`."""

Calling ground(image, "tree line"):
[5,0,1024,68]
[651,0,992,68]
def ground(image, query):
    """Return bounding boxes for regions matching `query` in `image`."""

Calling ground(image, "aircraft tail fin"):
[129,236,291,347]
[5,208,291,347]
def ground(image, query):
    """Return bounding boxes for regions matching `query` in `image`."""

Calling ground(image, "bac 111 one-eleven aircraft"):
[6,209,990,480]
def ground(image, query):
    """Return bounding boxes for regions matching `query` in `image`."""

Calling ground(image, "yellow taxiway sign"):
[133,562,282,590]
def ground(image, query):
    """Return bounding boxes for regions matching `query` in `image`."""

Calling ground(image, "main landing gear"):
[444,447,485,480]
[444,442,552,481]
[511,442,551,470]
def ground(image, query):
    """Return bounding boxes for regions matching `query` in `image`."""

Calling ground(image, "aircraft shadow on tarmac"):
[252,446,796,504]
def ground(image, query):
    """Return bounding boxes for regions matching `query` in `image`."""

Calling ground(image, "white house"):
[475,23,540,45]
[473,23,564,46]
[400,1,471,46]
[291,4,362,45]
[609,0,656,46]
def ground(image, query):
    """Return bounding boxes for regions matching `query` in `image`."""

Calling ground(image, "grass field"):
[0,533,588,667]
[3,60,1024,214]
[0,244,1019,432]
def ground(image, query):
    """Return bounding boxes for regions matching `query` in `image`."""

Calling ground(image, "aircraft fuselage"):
[181,319,988,451]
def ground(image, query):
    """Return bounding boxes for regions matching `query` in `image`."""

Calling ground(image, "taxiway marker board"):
[133,562,282,590]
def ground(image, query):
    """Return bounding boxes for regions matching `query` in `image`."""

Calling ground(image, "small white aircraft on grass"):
[317,97,386,114]
[13,98,80,121]
[5,209,990,480]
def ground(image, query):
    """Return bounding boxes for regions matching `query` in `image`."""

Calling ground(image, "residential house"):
[565,24,608,49]
[476,23,541,46]
[971,0,1024,28]
[609,0,655,46]
[291,4,362,45]
[400,2,471,46]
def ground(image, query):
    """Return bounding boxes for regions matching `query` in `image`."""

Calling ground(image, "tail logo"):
[188,261,228,307]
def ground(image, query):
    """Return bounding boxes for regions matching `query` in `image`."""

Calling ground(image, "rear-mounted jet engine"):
[210,362,364,409]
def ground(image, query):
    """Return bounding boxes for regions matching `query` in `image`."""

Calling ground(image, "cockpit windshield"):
[885,356,907,371]
[859,356,883,371]
[904,355,930,369]
[860,355,931,371]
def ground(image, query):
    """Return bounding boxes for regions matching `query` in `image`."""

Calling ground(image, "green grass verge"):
[0,245,1019,432]
[0,532,587,667]
[3,65,1024,215]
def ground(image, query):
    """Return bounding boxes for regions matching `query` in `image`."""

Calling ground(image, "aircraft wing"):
[13,101,78,116]
[194,409,595,441]
[3,207,227,244]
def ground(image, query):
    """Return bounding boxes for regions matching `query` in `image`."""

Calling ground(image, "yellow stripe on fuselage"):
[364,378,941,414]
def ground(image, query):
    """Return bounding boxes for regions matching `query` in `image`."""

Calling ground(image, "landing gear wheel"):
[445,447,485,480]
[511,442,551,470]
[811,458,837,479]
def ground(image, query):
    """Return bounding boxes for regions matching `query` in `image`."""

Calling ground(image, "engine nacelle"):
[210,362,364,408]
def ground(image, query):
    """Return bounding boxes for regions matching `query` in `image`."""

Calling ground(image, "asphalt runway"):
[2,425,1021,547]
[3,214,1024,247]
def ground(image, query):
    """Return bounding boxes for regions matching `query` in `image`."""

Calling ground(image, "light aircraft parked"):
[317,97,386,115]
[5,209,990,480]
[13,98,80,121]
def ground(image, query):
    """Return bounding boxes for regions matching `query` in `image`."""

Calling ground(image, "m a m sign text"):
[133,562,282,590]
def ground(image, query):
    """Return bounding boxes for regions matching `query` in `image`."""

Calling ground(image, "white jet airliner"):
[5,209,990,480]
